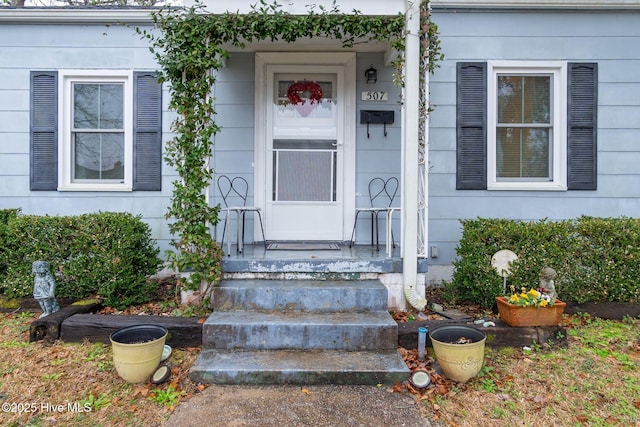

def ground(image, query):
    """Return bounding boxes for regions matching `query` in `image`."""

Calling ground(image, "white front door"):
[264,65,348,241]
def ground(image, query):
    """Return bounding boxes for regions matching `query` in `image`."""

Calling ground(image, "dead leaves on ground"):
[396,346,466,416]
[99,302,175,316]
[133,385,151,398]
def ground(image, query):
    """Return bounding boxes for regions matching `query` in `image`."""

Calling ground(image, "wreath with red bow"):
[287,81,323,105]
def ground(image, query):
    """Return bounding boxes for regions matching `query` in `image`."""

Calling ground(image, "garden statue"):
[32,260,60,318]
[539,267,558,300]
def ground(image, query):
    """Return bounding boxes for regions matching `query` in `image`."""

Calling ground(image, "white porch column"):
[402,0,427,310]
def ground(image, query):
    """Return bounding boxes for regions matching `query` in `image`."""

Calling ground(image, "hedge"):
[0,209,162,310]
[443,216,640,308]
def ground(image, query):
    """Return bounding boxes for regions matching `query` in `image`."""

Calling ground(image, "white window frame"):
[58,70,133,191]
[487,61,567,191]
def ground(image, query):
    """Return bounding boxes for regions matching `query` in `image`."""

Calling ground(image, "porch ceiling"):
[223,36,393,55]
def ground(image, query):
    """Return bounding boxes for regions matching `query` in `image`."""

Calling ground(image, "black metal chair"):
[349,177,400,254]
[217,175,267,255]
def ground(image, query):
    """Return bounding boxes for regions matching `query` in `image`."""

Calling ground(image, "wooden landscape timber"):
[26,300,638,350]
[565,301,640,320]
[29,299,103,342]
[60,313,203,348]
[397,307,567,349]
[398,319,567,349]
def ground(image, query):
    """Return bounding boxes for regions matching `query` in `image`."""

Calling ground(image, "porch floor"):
[220,243,428,274]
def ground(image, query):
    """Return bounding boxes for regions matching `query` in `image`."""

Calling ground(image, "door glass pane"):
[273,73,337,139]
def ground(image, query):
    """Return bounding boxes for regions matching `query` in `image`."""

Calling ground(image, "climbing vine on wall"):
[138,0,442,293]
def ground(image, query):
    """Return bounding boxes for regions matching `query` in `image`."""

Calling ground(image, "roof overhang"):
[3,0,639,24]
[0,7,157,24]
[433,0,640,10]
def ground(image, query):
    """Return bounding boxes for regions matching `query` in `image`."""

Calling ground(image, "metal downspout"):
[403,0,427,311]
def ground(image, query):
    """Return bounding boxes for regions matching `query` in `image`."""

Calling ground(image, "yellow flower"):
[505,287,556,308]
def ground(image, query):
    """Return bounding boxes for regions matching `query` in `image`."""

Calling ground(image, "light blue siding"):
[0,133,28,154]
[215,104,256,128]
[0,154,28,175]
[0,90,28,110]
[0,20,175,255]
[425,8,640,266]
[211,53,258,243]
[0,112,28,132]
[353,53,403,243]
[214,128,255,151]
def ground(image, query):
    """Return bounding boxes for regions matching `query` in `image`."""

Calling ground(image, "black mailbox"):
[360,110,394,138]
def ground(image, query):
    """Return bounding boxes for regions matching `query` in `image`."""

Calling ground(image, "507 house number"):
[361,91,388,101]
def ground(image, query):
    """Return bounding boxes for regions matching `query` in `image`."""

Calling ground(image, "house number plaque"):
[361,91,388,101]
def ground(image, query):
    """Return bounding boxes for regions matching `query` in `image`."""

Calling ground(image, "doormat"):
[266,242,341,251]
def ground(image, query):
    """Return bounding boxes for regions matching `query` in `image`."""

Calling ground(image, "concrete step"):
[193,279,409,385]
[203,311,398,351]
[190,349,410,385]
[212,279,388,312]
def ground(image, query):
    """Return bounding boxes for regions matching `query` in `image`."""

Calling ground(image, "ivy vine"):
[139,0,442,293]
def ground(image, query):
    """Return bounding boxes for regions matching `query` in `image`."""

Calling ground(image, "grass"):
[423,314,640,426]
[0,305,638,426]
[0,311,203,427]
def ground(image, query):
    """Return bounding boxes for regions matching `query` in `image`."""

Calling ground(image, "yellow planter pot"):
[429,325,486,383]
[110,324,168,383]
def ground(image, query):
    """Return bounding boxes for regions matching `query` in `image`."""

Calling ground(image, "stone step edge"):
[203,310,398,326]
[216,279,387,288]
[190,348,410,385]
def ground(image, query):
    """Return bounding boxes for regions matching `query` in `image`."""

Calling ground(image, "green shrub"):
[0,208,21,278]
[0,211,162,309]
[444,216,640,308]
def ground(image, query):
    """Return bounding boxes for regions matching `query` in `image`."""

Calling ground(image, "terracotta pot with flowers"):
[496,286,566,327]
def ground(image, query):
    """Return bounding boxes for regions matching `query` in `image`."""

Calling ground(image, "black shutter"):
[567,63,597,190]
[456,62,487,190]
[133,71,162,191]
[30,71,58,191]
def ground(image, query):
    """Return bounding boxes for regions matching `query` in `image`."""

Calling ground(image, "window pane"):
[497,75,550,124]
[73,133,124,180]
[497,127,550,179]
[73,83,124,129]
